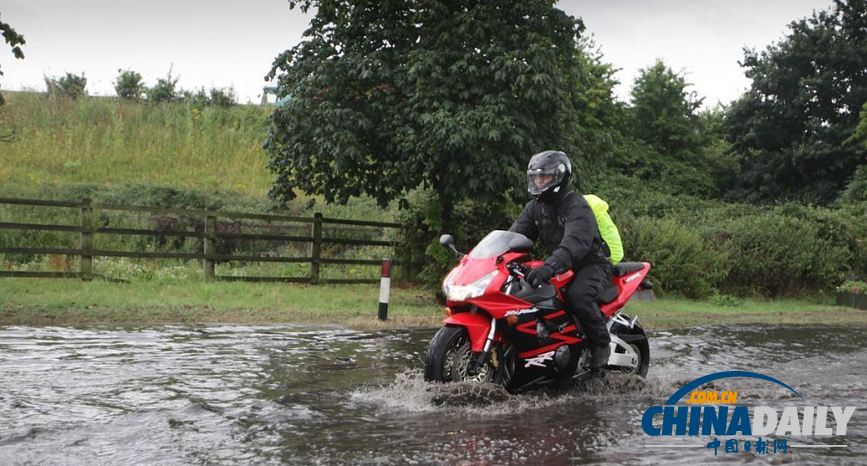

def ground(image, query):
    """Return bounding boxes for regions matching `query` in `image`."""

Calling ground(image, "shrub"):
[711,212,851,296]
[182,87,210,108]
[397,188,514,289]
[837,280,867,295]
[209,87,236,108]
[45,72,87,99]
[114,69,146,101]
[181,87,236,108]
[838,165,867,204]
[620,215,728,298]
[147,71,179,103]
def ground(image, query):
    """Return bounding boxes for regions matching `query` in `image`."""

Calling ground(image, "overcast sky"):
[1,0,833,106]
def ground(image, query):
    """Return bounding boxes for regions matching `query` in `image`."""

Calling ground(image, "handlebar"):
[506,262,529,278]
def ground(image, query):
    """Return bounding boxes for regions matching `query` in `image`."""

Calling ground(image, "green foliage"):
[725,0,867,204]
[182,87,236,108]
[114,69,146,101]
[397,188,514,290]
[45,72,87,99]
[209,87,236,108]
[265,0,585,231]
[838,164,867,203]
[711,210,853,296]
[708,291,744,307]
[0,12,25,108]
[619,60,738,198]
[837,280,867,294]
[845,101,867,149]
[147,70,179,103]
[629,60,703,156]
[835,201,867,274]
[620,216,728,298]
[571,38,627,183]
[182,87,210,108]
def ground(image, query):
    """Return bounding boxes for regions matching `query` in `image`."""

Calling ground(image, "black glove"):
[526,264,555,288]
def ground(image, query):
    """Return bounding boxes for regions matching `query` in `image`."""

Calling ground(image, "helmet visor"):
[527,167,563,196]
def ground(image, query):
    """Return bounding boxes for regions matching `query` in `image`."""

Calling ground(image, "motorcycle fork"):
[470,318,498,374]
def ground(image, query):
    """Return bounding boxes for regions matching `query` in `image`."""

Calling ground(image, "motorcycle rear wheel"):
[424,325,495,383]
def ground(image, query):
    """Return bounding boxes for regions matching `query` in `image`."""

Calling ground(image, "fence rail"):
[0,197,402,284]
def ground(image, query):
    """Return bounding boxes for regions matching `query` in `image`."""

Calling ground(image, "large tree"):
[629,59,703,158]
[725,0,867,203]
[264,0,584,231]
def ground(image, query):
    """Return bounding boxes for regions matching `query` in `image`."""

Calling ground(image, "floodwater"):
[0,324,865,465]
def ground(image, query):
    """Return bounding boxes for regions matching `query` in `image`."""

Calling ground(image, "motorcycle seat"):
[612,262,645,276]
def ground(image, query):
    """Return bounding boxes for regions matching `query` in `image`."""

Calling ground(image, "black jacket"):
[508,187,607,272]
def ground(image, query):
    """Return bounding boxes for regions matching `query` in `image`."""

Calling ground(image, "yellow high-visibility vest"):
[584,194,624,264]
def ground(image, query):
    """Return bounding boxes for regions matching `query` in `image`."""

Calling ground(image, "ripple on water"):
[0,324,864,465]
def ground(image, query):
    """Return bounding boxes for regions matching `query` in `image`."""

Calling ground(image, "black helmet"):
[526,150,572,200]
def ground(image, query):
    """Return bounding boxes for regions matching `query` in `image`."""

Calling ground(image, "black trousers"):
[564,262,612,349]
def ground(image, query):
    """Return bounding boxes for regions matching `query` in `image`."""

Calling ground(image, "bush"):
[209,88,236,108]
[837,280,867,295]
[620,215,728,298]
[147,71,179,104]
[710,211,852,296]
[114,69,146,101]
[45,72,87,99]
[397,188,514,289]
[182,88,210,108]
[838,165,867,204]
[181,87,236,108]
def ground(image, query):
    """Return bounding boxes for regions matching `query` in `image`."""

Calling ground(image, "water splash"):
[350,369,684,417]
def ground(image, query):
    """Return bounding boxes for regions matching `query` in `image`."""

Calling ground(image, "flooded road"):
[0,324,865,465]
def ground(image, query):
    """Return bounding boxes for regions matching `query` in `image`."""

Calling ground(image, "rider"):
[508,150,612,370]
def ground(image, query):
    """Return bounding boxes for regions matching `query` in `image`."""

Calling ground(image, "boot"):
[590,343,610,370]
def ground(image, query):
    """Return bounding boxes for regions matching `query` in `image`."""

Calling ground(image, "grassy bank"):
[1,278,865,330]
[0,92,272,197]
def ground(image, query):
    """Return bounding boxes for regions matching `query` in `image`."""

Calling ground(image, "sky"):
[1,0,834,106]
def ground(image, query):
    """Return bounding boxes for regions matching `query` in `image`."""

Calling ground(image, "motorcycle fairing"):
[599,262,650,318]
[442,312,497,352]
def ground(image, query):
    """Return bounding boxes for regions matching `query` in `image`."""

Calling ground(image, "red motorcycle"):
[424,230,652,392]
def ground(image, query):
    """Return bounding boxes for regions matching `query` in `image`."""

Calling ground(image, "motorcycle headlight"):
[444,270,498,302]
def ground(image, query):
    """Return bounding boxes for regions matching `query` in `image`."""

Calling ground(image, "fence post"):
[310,212,323,284]
[79,197,93,280]
[203,214,216,281]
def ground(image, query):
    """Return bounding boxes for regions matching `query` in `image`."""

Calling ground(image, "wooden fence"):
[0,197,402,284]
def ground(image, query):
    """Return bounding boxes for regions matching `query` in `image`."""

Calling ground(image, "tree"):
[45,72,87,99]
[848,101,867,149]
[571,38,628,186]
[265,0,585,232]
[114,69,146,100]
[725,0,867,203]
[147,69,179,103]
[1,13,25,142]
[629,60,703,157]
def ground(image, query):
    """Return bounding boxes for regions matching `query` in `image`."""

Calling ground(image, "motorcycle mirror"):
[439,234,455,247]
[439,234,464,258]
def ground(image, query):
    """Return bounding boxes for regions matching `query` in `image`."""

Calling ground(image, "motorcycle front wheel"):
[424,325,496,384]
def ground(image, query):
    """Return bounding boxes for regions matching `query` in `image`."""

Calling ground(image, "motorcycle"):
[424,230,652,393]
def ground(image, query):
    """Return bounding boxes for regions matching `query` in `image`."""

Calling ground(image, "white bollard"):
[378,258,392,321]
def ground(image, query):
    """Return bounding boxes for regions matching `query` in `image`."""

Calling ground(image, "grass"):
[0,278,439,329]
[0,92,273,197]
[1,278,865,330]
